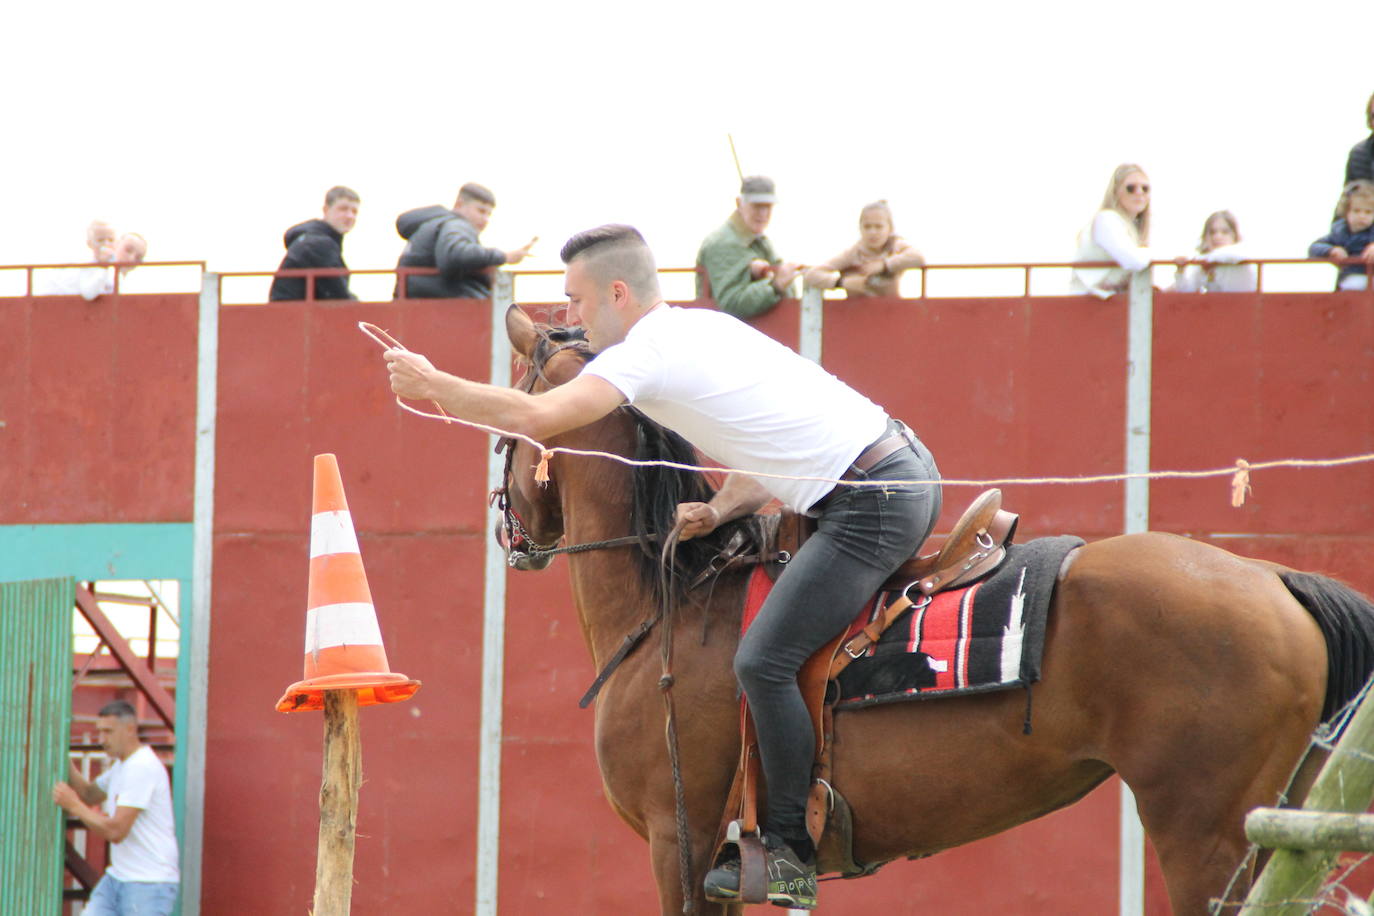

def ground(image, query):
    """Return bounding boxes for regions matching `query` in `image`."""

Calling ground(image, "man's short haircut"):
[99,700,138,721]
[458,182,496,207]
[560,224,661,299]
[325,186,360,207]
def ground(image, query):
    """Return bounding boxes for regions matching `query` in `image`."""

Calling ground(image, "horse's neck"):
[561,490,660,671]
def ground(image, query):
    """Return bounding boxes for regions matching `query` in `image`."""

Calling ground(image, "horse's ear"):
[506,305,539,360]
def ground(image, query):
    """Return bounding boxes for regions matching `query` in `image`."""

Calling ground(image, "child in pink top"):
[804,200,925,298]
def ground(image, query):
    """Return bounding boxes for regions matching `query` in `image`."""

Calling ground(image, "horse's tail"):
[1279,571,1374,721]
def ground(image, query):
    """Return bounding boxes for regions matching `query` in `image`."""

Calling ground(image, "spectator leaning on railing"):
[1071,163,1156,299]
[393,182,536,300]
[1172,210,1257,293]
[695,175,802,319]
[269,185,360,302]
[803,200,924,298]
[34,232,147,300]
[87,219,117,263]
[1310,180,1374,291]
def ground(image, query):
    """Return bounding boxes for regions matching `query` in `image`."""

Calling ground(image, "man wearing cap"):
[696,175,802,319]
[394,182,537,299]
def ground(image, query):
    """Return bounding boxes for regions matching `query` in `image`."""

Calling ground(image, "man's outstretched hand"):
[385,348,438,401]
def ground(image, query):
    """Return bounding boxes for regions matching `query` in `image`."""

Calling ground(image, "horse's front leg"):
[648,825,742,916]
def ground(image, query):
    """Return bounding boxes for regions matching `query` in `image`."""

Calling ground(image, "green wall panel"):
[0,577,74,914]
[0,524,193,582]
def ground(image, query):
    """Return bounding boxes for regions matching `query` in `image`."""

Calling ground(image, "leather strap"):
[830,590,921,679]
[831,511,1016,677]
[737,834,768,904]
[578,614,659,708]
[844,430,911,478]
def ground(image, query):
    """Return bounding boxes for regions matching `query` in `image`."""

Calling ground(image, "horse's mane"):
[626,411,771,597]
[532,325,770,598]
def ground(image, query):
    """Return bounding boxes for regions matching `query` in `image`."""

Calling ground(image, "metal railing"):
[0,260,206,297]
[5,257,1372,304]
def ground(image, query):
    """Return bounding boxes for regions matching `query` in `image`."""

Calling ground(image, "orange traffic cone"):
[276,453,420,712]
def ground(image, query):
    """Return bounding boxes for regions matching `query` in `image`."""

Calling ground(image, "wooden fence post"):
[313,690,362,915]
[1238,684,1374,914]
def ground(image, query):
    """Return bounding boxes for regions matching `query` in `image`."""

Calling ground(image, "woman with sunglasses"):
[1071,163,1156,298]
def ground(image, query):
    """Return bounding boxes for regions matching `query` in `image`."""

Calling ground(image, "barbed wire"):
[1211,680,1374,914]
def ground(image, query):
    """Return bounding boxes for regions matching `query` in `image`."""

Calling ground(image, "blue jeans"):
[86,875,179,916]
[734,429,941,845]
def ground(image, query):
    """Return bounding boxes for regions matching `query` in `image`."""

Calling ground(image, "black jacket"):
[1345,135,1374,186]
[394,205,506,299]
[1309,218,1374,286]
[269,219,354,301]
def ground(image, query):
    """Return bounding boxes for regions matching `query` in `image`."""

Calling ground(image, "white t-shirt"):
[96,745,180,883]
[582,305,888,512]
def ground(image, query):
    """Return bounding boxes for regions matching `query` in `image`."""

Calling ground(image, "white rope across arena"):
[359,322,1374,508]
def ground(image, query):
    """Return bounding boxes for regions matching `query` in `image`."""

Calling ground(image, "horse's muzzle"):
[507,550,553,572]
[495,519,554,571]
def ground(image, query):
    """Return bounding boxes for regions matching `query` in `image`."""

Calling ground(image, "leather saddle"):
[710,488,1019,900]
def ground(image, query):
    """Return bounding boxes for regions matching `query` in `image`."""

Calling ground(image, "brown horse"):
[495,308,1374,914]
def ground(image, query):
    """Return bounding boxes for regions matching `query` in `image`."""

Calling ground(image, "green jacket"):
[695,212,790,318]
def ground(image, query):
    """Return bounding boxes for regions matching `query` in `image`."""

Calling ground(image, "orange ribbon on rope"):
[1230,460,1252,508]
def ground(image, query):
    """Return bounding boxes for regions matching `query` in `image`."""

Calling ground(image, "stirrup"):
[704,820,769,904]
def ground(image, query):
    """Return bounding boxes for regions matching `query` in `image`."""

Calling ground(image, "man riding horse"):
[383,223,943,909]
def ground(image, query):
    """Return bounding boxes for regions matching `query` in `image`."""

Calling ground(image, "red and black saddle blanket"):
[741,535,1084,709]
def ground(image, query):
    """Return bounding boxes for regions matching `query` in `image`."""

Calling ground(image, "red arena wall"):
[12,284,1372,914]
[0,293,198,523]
[199,289,1374,915]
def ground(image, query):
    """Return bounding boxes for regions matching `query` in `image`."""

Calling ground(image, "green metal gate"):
[0,577,74,915]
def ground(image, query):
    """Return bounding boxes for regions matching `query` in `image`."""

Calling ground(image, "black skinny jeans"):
[734,428,941,844]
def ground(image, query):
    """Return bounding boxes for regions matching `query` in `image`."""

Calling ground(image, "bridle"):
[490,328,646,569]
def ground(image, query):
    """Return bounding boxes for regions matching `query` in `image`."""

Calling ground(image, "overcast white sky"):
[2,2,1365,299]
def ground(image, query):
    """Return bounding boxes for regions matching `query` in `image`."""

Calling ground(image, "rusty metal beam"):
[64,840,100,891]
[73,584,176,730]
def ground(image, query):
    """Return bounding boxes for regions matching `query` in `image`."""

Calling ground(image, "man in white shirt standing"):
[384,224,942,910]
[54,700,179,916]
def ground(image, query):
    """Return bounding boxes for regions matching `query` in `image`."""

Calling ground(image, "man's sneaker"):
[702,834,817,910]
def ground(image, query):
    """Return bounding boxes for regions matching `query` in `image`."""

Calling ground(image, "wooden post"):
[1239,684,1374,914]
[313,690,362,916]
[1247,809,1374,852]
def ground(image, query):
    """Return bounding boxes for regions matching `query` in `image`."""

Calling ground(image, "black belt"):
[811,421,916,511]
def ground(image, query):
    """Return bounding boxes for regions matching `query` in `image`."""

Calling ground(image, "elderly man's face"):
[736,199,773,236]
[112,235,147,269]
